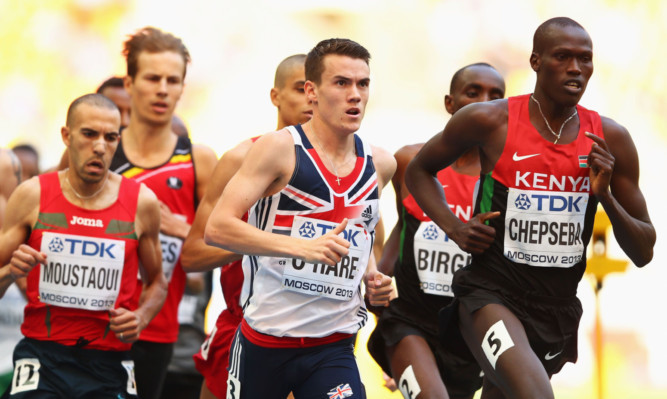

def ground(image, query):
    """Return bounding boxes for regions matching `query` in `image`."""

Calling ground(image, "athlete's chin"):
[339,120,363,135]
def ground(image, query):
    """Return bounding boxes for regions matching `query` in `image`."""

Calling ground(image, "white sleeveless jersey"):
[242,125,380,338]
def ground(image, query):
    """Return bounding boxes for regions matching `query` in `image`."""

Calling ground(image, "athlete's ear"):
[530,52,541,72]
[61,126,71,147]
[270,87,280,107]
[444,94,455,115]
[124,75,133,92]
[304,80,318,105]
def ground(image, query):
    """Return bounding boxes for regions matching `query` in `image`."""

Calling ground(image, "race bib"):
[40,232,124,310]
[504,188,587,267]
[282,216,370,301]
[159,232,183,281]
[413,221,471,297]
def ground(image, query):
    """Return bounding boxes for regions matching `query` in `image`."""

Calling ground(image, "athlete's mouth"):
[346,108,360,116]
[88,159,104,168]
[564,80,582,89]
[152,101,169,112]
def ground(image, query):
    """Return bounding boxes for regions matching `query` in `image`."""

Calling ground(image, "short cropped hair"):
[123,27,190,79]
[449,62,496,94]
[66,93,119,127]
[532,17,586,54]
[305,38,370,85]
[96,77,125,94]
[274,54,307,89]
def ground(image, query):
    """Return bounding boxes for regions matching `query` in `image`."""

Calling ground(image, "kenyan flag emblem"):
[578,155,588,168]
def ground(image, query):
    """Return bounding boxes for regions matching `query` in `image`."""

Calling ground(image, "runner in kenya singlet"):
[110,135,196,343]
[22,172,141,351]
[466,94,604,298]
[396,166,478,317]
[242,124,380,339]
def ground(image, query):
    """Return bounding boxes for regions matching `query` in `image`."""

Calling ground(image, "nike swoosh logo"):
[544,350,563,360]
[512,152,541,161]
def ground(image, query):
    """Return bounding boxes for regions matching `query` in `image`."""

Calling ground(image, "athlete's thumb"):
[108,308,125,319]
[375,273,385,287]
[332,218,348,235]
[479,211,501,223]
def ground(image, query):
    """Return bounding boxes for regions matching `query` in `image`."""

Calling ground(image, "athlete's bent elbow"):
[632,249,653,268]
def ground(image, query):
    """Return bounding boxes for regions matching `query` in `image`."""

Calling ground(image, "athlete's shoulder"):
[599,115,636,158]
[221,137,256,165]
[370,145,397,189]
[4,175,40,226]
[448,99,508,144]
[0,148,21,197]
[468,97,514,118]
[395,143,425,163]
[251,128,295,154]
[599,115,628,138]
[191,143,218,164]
[14,175,41,201]
[137,182,159,205]
[135,182,160,233]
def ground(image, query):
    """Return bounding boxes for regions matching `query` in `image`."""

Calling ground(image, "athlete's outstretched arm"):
[406,102,503,254]
[586,119,655,266]
[204,131,350,265]
[181,140,253,272]
[110,184,167,343]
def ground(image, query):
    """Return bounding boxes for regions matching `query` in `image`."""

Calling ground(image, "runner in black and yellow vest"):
[112,27,217,399]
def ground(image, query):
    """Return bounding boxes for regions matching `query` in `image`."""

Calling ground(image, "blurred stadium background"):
[1,1,665,397]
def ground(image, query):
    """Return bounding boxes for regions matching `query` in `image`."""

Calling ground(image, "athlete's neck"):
[122,122,179,165]
[305,120,355,161]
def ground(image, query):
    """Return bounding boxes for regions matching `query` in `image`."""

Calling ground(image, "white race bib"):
[157,214,187,281]
[413,221,471,297]
[159,232,183,282]
[282,216,370,301]
[504,188,587,267]
[40,232,124,311]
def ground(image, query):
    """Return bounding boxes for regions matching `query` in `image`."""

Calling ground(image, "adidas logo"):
[361,205,373,221]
